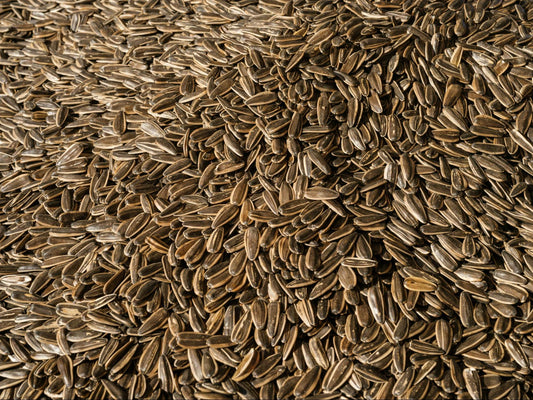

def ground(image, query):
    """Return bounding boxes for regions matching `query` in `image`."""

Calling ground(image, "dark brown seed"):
[392,366,415,397]
[244,227,260,261]
[463,368,482,400]
[102,380,127,400]
[245,92,278,106]
[176,333,211,349]
[294,366,321,398]
[323,358,353,392]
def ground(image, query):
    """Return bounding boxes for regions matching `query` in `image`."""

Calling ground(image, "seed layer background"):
[0,0,533,399]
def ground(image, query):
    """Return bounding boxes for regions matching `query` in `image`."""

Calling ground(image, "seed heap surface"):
[0,0,533,399]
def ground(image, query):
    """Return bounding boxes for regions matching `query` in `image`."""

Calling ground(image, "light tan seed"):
[404,277,437,292]
[304,187,339,200]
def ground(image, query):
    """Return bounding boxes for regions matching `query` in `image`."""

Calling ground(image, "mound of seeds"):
[0,0,533,399]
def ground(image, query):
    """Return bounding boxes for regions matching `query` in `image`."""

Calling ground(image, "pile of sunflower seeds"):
[0,0,532,399]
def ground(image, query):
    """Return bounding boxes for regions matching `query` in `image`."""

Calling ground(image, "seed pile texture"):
[0,0,533,399]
